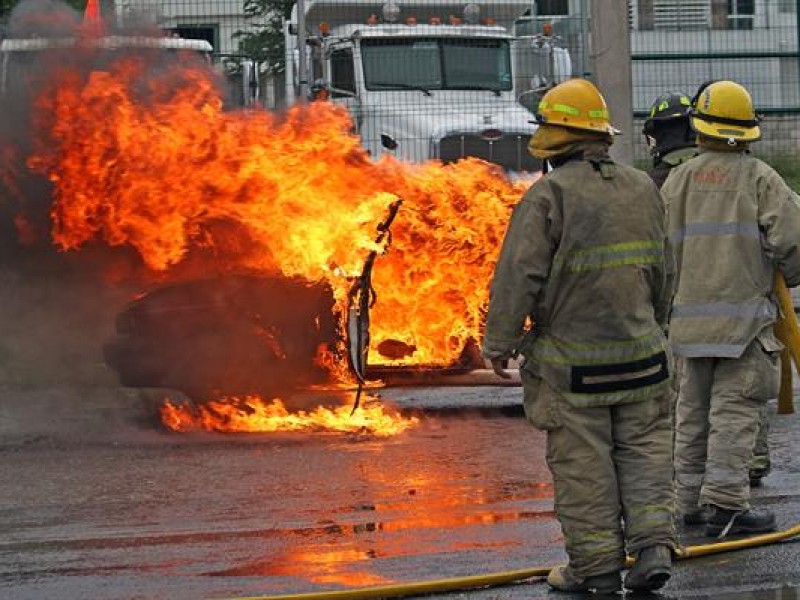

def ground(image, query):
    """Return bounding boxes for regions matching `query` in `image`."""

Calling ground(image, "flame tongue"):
[160,396,419,437]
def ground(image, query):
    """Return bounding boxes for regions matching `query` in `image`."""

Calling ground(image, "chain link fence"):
[3,0,800,166]
[631,0,800,162]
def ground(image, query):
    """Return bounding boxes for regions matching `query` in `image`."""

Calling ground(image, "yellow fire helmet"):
[691,80,761,142]
[534,78,620,135]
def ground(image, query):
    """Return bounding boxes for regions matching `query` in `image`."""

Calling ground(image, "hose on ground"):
[229,522,800,600]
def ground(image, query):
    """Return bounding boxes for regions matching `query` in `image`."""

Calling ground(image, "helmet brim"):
[691,115,761,142]
[530,118,621,136]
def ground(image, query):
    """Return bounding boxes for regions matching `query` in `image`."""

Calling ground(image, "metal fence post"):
[297,0,308,102]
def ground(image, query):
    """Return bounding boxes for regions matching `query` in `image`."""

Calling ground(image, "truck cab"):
[285,0,568,174]
[0,35,214,98]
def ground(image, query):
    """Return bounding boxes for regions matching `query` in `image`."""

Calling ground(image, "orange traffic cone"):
[83,0,102,26]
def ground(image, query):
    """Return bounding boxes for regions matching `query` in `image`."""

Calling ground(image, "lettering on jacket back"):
[692,169,729,185]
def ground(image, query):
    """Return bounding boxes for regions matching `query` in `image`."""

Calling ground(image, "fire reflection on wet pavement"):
[3,388,800,600]
[0,396,565,599]
[190,405,558,592]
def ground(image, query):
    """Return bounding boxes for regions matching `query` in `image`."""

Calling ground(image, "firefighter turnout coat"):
[484,142,674,407]
[661,149,800,358]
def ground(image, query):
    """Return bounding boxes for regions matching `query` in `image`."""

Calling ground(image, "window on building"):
[330,48,356,96]
[535,0,569,15]
[652,0,710,29]
[727,0,754,29]
[629,0,639,29]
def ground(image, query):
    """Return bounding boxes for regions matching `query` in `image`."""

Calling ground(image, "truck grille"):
[436,133,540,172]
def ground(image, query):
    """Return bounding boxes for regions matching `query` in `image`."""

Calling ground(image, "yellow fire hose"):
[228,274,800,600]
[774,272,800,415]
[230,523,800,600]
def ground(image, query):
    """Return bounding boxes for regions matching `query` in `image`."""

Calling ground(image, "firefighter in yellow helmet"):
[662,80,800,537]
[483,78,677,594]
[644,83,771,491]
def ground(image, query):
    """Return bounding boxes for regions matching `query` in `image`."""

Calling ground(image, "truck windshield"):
[1,46,212,98]
[361,38,512,92]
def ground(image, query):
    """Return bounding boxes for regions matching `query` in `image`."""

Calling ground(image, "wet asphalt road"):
[1,382,800,600]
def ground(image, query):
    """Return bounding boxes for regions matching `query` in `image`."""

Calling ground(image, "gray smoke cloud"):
[0,0,337,443]
[0,0,321,443]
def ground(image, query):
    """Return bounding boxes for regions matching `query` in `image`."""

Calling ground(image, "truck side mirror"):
[380,134,398,151]
[329,86,357,99]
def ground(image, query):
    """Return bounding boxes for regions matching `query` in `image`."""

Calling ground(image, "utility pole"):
[580,0,590,77]
[590,1,634,165]
[297,0,309,102]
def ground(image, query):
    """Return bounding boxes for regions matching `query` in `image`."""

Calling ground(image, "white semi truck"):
[284,0,571,173]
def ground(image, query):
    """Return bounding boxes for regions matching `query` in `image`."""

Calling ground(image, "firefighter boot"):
[624,545,672,592]
[706,506,777,538]
[547,564,622,594]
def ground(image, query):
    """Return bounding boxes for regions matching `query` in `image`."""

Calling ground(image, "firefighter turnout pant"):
[675,337,779,514]
[522,374,676,577]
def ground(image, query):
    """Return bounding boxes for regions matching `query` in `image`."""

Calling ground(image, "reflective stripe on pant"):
[523,375,676,577]
[674,338,779,512]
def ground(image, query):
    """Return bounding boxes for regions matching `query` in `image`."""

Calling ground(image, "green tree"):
[1,0,18,23]
[234,0,294,73]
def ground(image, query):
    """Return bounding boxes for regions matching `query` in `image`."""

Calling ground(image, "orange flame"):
[25,53,532,403]
[368,164,528,365]
[160,395,419,437]
[29,59,395,300]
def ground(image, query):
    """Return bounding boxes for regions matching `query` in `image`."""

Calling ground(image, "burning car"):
[103,274,339,400]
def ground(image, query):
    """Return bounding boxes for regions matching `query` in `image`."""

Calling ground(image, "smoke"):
[0,0,254,430]
[6,0,172,37]
[0,0,350,430]
[1,0,222,247]
[6,0,80,38]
